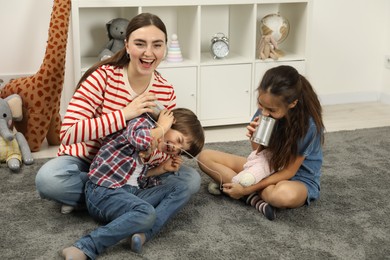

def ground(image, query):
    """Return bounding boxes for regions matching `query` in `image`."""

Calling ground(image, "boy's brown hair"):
[171,108,205,158]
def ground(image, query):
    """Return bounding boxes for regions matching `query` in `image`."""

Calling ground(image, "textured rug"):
[1,127,390,260]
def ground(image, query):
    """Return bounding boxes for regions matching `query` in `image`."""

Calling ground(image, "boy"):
[62,108,204,260]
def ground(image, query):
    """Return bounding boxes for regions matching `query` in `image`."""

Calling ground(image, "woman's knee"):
[36,168,71,201]
[35,157,87,204]
[35,161,61,198]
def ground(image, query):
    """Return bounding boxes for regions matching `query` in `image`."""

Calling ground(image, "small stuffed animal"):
[258,34,280,60]
[258,13,289,60]
[232,150,274,187]
[0,94,34,172]
[207,149,274,195]
[98,18,129,60]
[0,0,71,152]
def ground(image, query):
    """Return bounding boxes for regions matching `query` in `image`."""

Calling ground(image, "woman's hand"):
[222,182,246,200]
[122,92,157,121]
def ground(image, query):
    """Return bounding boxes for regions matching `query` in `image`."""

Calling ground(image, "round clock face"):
[212,40,229,59]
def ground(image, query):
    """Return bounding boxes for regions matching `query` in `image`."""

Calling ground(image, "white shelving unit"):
[71,0,311,127]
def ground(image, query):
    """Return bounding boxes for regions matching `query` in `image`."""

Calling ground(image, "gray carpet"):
[1,127,390,260]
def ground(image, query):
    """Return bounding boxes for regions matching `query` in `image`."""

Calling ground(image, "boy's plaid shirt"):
[88,115,170,189]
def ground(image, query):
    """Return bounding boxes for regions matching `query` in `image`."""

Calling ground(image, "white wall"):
[0,0,389,115]
[307,0,389,105]
[381,0,390,103]
[0,1,52,74]
[0,0,75,113]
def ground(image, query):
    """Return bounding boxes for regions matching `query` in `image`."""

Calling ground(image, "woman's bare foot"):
[130,233,146,253]
[61,246,87,260]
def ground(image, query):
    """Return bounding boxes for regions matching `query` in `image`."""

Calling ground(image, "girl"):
[198,65,324,220]
[35,12,201,254]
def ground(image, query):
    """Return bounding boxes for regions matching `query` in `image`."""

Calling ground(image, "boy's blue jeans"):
[77,182,155,259]
[35,155,201,258]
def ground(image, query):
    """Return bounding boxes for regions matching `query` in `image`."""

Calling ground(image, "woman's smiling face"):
[126,25,166,76]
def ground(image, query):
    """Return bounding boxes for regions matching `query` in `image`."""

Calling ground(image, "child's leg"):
[70,182,156,259]
[246,192,276,221]
[137,166,206,241]
[197,149,246,184]
[261,180,307,208]
[61,246,87,260]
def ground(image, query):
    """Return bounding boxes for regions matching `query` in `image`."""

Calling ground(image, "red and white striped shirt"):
[58,65,176,163]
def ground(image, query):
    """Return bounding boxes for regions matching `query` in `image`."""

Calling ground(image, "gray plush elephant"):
[0,94,34,172]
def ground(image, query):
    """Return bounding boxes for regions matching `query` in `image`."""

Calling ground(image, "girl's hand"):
[246,116,261,151]
[222,182,245,200]
[122,92,157,121]
[246,116,260,139]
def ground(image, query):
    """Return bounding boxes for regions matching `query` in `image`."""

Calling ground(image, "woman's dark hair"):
[171,108,205,158]
[76,13,167,89]
[257,65,324,171]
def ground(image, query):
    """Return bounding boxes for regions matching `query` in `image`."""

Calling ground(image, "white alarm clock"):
[210,33,229,59]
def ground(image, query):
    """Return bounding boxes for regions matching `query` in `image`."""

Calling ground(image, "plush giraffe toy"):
[0,0,71,152]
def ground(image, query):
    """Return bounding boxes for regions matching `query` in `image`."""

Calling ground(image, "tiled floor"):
[32,102,390,159]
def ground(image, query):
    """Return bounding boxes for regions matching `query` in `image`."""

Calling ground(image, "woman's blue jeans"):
[35,155,201,258]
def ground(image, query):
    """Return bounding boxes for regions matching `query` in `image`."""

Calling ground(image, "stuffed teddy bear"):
[258,14,288,60]
[98,18,129,61]
[258,34,280,60]
[207,149,274,195]
[232,149,274,186]
[0,94,34,172]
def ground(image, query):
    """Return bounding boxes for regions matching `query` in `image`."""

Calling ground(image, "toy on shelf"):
[0,0,71,152]
[258,13,290,60]
[165,34,184,62]
[258,34,280,60]
[98,18,129,61]
[0,94,34,172]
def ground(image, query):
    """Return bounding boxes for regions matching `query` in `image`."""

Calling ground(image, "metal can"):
[149,100,165,119]
[251,116,276,146]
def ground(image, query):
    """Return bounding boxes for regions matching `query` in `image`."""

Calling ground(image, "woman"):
[35,12,200,252]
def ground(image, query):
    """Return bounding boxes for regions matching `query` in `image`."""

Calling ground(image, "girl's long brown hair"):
[258,65,324,171]
[76,13,168,90]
